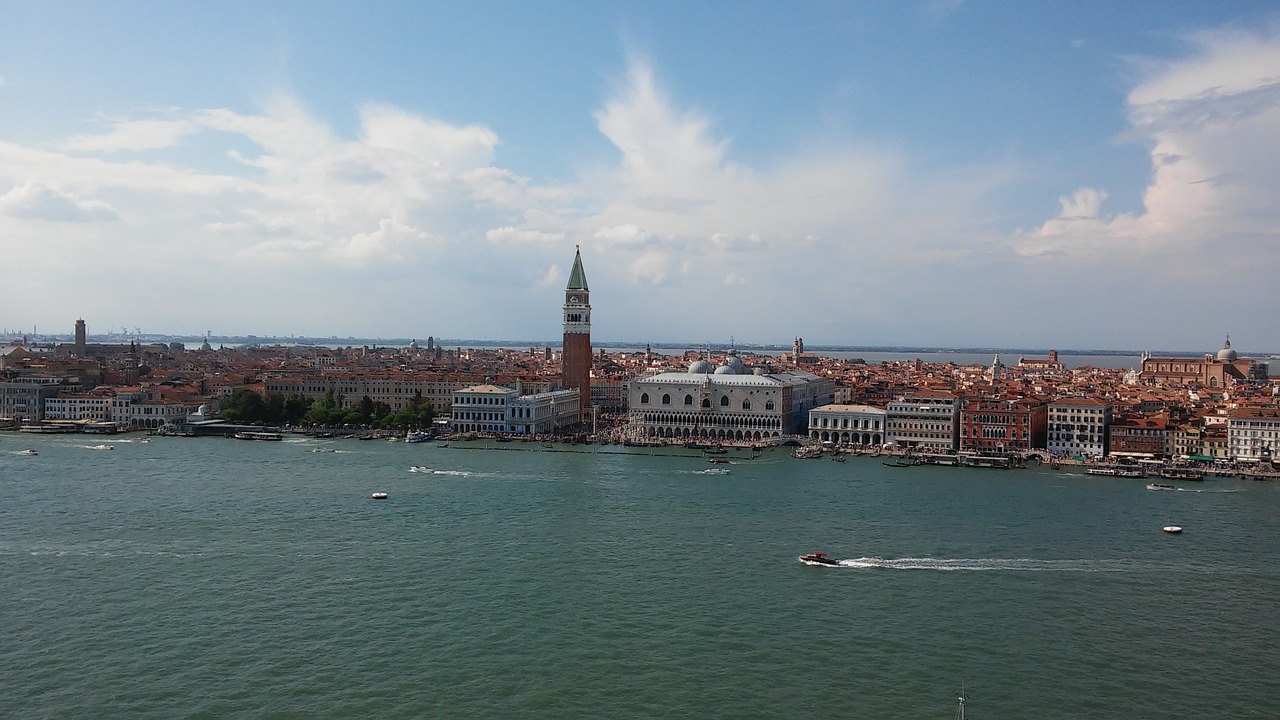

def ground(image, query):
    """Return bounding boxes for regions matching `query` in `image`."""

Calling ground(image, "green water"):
[2,435,1277,718]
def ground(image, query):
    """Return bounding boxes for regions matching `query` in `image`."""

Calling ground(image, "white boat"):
[405,430,431,443]
[371,492,389,500]
[86,444,114,451]
[234,431,283,441]
[1163,525,1183,534]
[311,447,337,453]
[408,466,431,473]
[16,449,38,456]
[1146,483,1177,491]
[700,468,730,475]
[1085,467,1117,476]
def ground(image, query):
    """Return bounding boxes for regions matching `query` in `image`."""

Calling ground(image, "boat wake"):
[836,557,1177,572]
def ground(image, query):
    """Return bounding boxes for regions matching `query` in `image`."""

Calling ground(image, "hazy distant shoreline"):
[5,333,1273,358]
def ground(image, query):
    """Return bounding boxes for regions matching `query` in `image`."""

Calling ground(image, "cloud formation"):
[1,29,1278,349]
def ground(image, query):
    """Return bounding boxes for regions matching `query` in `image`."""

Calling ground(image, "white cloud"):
[535,263,563,288]
[485,226,564,244]
[62,118,198,153]
[0,181,119,222]
[594,223,656,249]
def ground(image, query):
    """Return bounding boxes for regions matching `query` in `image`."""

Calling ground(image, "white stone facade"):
[1228,408,1280,461]
[809,404,887,445]
[626,354,834,441]
[886,393,959,451]
[1046,398,1111,457]
[450,384,580,435]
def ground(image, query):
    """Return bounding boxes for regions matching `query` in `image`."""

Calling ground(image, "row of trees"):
[220,388,435,429]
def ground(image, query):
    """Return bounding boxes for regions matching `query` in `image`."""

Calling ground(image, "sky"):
[1,1,1278,352]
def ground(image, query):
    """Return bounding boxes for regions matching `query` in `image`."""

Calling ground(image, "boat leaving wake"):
[835,557,1192,572]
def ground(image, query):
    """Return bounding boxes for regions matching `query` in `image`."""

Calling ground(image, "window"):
[702,398,711,408]
[742,400,751,410]
[765,400,775,411]
[662,394,671,405]
[720,396,729,407]
[640,393,649,404]
[684,394,693,406]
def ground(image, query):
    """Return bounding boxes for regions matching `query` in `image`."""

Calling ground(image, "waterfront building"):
[885,391,960,451]
[1046,397,1112,457]
[960,398,1047,454]
[1108,416,1168,458]
[0,377,64,423]
[45,391,113,421]
[449,384,579,435]
[626,352,834,441]
[808,404,886,445]
[1227,407,1280,461]
[1139,338,1268,387]
[562,246,592,422]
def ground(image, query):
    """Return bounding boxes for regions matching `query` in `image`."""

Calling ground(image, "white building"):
[626,352,834,442]
[44,392,114,421]
[450,384,580,435]
[809,404,887,445]
[1046,397,1112,457]
[885,391,960,451]
[1228,407,1280,461]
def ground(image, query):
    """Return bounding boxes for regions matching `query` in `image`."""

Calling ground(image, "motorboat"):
[405,430,431,443]
[798,552,841,566]
[371,492,389,500]
[1146,483,1178,491]
[408,466,431,473]
[16,449,38,456]
[707,458,729,464]
[311,447,337,453]
[1162,525,1183,534]
[86,444,114,451]
[700,468,730,475]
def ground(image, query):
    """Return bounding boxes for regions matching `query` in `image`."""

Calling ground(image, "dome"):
[688,359,714,374]
[197,403,213,416]
[408,338,419,350]
[714,364,736,375]
[1216,338,1237,362]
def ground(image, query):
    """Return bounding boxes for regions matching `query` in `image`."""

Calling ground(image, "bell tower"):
[562,246,592,421]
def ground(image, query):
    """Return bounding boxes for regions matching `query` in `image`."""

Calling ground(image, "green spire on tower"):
[566,245,589,291]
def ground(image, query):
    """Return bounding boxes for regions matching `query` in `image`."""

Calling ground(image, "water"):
[3,435,1278,718]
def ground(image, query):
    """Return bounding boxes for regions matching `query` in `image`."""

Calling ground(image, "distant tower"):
[562,245,592,421]
[427,336,434,352]
[74,318,86,356]
[990,354,1005,382]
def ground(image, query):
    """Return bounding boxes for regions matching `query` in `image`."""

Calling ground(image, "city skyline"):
[2,2,1278,349]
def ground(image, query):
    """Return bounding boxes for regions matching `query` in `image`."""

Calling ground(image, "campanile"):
[562,246,592,421]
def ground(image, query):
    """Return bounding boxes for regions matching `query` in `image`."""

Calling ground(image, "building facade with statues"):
[626,351,834,441]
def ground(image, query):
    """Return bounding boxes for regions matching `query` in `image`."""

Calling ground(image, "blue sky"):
[1,1,1278,352]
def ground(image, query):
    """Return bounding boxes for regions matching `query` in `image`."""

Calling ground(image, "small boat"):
[882,460,917,468]
[798,552,841,566]
[1162,525,1183,534]
[86,444,114,451]
[311,447,337,453]
[16,449,38,456]
[707,458,729,464]
[405,431,431,443]
[371,492,389,500]
[831,453,847,462]
[1146,483,1177,491]
[408,466,431,473]
[700,468,730,475]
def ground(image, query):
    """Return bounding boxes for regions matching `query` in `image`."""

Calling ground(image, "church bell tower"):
[562,246,592,421]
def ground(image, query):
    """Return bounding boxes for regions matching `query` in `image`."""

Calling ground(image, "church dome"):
[714,364,737,375]
[1216,338,1237,362]
[689,359,714,374]
[724,350,748,374]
